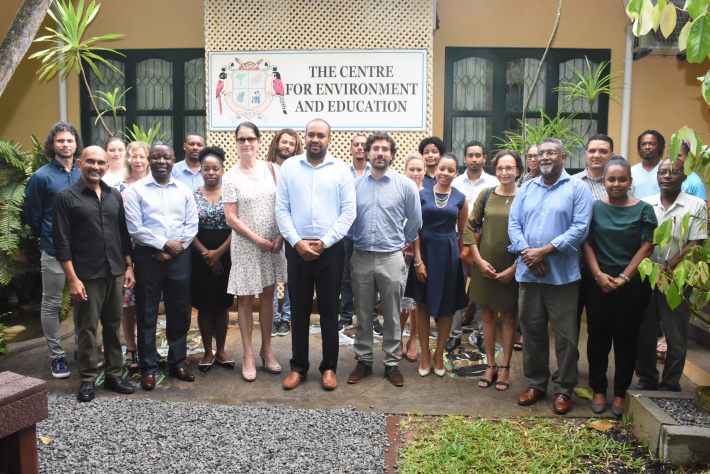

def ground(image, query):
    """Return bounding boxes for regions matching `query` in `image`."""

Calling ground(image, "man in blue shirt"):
[508,138,593,415]
[630,130,664,199]
[25,122,82,379]
[276,119,356,391]
[171,133,205,190]
[125,142,199,390]
[346,133,421,387]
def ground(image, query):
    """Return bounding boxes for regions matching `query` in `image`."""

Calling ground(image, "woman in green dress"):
[582,157,656,416]
[463,150,522,391]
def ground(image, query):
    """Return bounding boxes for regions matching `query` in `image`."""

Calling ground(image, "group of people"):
[26,120,706,415]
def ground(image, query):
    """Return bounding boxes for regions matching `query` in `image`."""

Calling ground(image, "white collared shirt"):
[452,170,500,215]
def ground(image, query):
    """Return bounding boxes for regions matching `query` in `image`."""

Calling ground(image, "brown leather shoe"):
[517,388,545,406]
[140,374,156,391]
[169,367,195,382]
[283,371,307,390]
[322,370,337,390]
[553,393,573,415]
[347,362,373,384]
[384,366,404,386]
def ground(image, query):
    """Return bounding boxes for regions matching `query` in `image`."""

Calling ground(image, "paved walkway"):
[0,308,705,418]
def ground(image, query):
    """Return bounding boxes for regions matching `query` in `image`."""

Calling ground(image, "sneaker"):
[271,321,279,337]
[51,357,70,379]
[278,320,291,336]
[444,336,461,352]
[373,318,384,336]
[338,320,354,333]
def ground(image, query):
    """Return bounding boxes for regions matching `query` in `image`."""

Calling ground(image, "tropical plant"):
[124,122,165,145]
[0,313,8,356]
[496,109,586,154]
[94,86,131,133]
[626,0,710,326]
[29,0,124,136]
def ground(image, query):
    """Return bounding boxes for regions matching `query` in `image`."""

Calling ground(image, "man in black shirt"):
[52,146,136,402]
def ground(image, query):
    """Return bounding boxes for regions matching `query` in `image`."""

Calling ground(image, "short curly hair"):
[44,122,83,160]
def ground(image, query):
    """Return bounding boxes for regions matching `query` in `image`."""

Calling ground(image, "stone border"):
[626,390,710,466]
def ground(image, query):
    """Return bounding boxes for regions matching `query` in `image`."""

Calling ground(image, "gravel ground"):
[37,396,388,473]
[654,398,710,428]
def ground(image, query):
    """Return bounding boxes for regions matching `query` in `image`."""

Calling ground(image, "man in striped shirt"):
[572,134,615,200]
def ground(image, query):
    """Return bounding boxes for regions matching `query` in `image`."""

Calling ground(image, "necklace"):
[434,190,451,209]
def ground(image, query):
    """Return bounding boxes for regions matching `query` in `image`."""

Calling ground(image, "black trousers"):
[286,240,344,375]
[582,272,651,398]
[134,245,192,375]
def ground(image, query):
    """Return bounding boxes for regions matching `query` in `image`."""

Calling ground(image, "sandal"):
[125,350,139,374]
[495,365,510,391]
[657,341,667,354]
[513,340,523,352]
[478,365,498,388]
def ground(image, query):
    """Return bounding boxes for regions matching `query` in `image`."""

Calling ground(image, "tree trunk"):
[0,0,54,99]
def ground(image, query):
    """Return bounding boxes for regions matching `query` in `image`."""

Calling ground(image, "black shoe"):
[338,320,354,333]
[373,318,384,336]
[444,336,461,352]
[104,376,135,394]
[278,320,291,336]
[271,321,279,337]
[77,381,95,402]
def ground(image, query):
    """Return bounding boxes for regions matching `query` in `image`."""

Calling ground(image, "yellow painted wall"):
[0,0,204,145]
[2,0,709,162]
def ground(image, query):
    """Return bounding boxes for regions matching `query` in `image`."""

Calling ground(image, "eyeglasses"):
[236,137,258,144]
[536,150,561,158]
[495,166,517,174]
[657,169,684,176]
[526,154,538,160]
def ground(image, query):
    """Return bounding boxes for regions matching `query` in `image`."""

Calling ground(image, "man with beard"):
[339,133,382,335]
[573,134,617,200]
[125,142,198,390]
[171,133,206,189]
[631,130,665,199]
[266,129,304,337]
[445,140,499,351]
[509,138,592,415]
[346,132,421,387]
[52,146,135,401]
[276,118,356,391]
[25,122,82,378]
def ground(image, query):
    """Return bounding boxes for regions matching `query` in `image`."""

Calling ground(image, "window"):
[80,49,206,152]
[444,48,611,171]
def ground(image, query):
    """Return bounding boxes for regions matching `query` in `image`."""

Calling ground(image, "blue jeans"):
[274,285,291,323]
[339,237,379,324]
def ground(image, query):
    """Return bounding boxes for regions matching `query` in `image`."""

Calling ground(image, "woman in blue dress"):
[409,153,469,377]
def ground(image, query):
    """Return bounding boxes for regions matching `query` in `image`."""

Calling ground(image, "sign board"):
[208,50,426,132]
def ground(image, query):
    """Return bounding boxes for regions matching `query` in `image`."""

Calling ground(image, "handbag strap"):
[266,161,277,185]
[481,186,493,219]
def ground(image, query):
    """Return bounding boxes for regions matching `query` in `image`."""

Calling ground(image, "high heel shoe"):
[434,366,447,377]
[418,365,431,377]
[260,352,281,374]
[242,357,256,382]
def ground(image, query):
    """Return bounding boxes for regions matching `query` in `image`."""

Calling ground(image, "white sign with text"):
[208,50,426,131]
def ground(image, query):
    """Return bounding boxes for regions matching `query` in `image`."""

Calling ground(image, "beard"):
[539,162,554,175]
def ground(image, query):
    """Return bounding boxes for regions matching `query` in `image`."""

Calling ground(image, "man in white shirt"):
[445,140,499,351]
[636,158,707,391]
[630,130,664,199]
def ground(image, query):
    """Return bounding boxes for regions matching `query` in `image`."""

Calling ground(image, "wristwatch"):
[126,262,134,268]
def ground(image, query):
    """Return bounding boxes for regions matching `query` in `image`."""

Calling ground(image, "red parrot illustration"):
[270,67,287,115]
[216,69,227,114]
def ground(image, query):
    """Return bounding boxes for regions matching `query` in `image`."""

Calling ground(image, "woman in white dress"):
[223,122,287,382]
[102,137,128,187]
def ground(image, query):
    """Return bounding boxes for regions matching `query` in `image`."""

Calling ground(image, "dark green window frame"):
[80,48,205,155]
[443,47,611,174]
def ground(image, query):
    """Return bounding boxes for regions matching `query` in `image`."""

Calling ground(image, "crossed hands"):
[595,272,628,293]
[520,247,551,278]
[153,239,187,262]
[295,239,325,261]
[475,259,516,284]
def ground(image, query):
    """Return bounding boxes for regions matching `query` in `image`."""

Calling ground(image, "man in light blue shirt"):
[171,133,205,190]
[508,137,592,415]
[276,119,356,391]
[125,142,199,390]
[346,133,421,387]
[630,130,664,199]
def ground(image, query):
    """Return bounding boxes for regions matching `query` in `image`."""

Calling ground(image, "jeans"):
[274,285,291,323]
[339,237,379,324]
[40,252,68,360]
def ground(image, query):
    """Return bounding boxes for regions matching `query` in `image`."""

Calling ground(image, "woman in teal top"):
[582,158,657,417]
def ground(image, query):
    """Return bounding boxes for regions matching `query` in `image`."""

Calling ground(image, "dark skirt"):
[191,228,234,311]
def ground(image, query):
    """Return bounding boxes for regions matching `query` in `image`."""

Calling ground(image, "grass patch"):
[398,415,648,473]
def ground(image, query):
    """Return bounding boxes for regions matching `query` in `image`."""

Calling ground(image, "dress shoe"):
[444,336,461,352]
[418,365,431,377]
[434,366,447,377]
[518,388,546,406]
[347,362,373,384]
[77,381,95,402]
[104,376,135,394]
[259,350,281,374]
[141,374,156,390]
[215,357,235,369]
[590,401,606,414]
[553,393,573,415]
[283,371,307,390]
[611,405,625,417]
[384,366,404,386]
[322,370,337,390]
[169,367,195,382]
